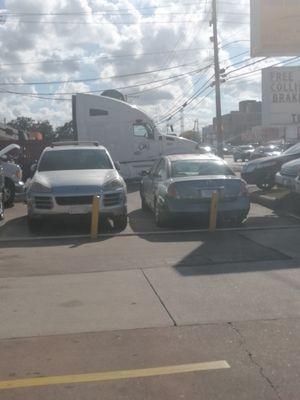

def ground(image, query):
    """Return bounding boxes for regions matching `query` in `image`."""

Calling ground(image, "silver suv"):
[26,142,127,231]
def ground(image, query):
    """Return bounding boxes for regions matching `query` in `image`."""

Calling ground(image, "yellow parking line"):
[0,361,230,390]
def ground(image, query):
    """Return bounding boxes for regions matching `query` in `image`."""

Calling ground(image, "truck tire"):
[4,178,15,206]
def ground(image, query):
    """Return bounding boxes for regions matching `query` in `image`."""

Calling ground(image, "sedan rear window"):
[171,160,234,177]
[38,149,113,172]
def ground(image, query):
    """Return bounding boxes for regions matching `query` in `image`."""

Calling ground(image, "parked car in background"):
[26,142,127,231]
[0,162,4,220]
[242,142,300,191]
[250,145,282,160]
[233,145,255,162]
[0,144,24,206]
[140,154,250,227]
[294,173,300,195]
[275,158,300,190]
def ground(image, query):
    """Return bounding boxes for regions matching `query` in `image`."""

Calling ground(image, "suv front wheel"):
[113,214,127,231]
[4,178,15,206]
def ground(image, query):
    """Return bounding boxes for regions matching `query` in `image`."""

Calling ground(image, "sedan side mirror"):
[114,161,121,171]
[140,170,149,177]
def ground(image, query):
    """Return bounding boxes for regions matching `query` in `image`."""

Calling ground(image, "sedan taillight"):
[167,183,179,198]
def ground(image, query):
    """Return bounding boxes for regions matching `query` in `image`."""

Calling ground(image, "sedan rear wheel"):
[155,203,169,228]
[141,195,150,212]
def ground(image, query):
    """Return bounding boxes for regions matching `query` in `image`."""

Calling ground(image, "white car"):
[26,142,127,231]
[0,144,24,206]
[275,158,300,191]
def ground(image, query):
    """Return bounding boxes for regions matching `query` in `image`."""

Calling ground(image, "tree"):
[8,117,54,140]
[8,117,35,132]
[33,120,53,140]
[55,121,74,141]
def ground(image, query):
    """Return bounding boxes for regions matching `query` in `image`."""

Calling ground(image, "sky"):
[0,0,298,134]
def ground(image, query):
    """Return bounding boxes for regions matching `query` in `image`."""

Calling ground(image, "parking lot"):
[1,156,300,400]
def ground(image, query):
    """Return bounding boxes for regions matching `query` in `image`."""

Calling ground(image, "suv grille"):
[34,197,53,209]
[56,196,93,206]
[103,193,121,207]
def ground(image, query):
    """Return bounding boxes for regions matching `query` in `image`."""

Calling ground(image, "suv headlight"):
[103,178,124,191]
[30,181,52,193]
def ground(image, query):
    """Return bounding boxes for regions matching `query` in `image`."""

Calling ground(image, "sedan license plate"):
[200,189,216,198]
[68,206,89,215]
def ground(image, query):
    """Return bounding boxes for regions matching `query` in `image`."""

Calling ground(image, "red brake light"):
[167,183,178,198]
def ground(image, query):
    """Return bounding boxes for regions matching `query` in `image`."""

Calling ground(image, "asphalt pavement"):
[0,158,300,400]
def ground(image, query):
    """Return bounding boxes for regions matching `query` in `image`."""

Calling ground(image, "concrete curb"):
[0,224,300,244]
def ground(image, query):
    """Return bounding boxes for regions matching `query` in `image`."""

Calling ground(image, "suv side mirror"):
[31,163,37,173]
[0,155,7,162]
[140,170,149,177]
[114,161,121,171]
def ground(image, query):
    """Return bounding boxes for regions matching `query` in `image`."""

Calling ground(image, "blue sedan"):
[140,154,250,227]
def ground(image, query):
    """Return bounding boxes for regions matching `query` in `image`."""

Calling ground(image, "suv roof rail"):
[51,141,99,147]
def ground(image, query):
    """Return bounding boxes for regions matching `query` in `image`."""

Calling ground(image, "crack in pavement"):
[141,269,177,327]
[228,322,282,400]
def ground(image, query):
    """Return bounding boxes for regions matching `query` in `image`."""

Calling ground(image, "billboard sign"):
[251,0,300,56]
[262,67,300,126]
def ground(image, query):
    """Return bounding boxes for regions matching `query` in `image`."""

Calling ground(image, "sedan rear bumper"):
[161,196,250,218]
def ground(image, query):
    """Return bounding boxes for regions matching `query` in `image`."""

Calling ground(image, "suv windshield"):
[38,149,113,172]
[171,160,234,177]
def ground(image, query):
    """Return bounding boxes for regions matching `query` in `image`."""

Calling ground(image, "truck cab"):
[73,94,200,179]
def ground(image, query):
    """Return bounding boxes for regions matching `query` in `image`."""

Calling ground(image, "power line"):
[0,60,203,86]
[1,65,208,96]
[9,19,209,25]
[1,2,248,16]
[0,46,213,67]
[226,56,300,82]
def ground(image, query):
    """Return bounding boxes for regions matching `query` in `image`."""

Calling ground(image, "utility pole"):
[212,0,223,158]
[180,108,185,135]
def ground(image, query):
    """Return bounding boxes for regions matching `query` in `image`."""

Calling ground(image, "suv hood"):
[33,169,119,189]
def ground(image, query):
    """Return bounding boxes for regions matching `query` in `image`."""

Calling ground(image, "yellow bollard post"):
[91,195,100,239]
[209,191,218,232]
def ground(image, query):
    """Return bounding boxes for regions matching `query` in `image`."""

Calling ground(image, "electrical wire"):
[0,60,203,86]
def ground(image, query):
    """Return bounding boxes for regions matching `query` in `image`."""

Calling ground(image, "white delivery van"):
[73,94,200,179]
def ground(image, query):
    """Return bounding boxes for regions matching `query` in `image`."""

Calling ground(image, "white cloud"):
[0,0,290,133]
